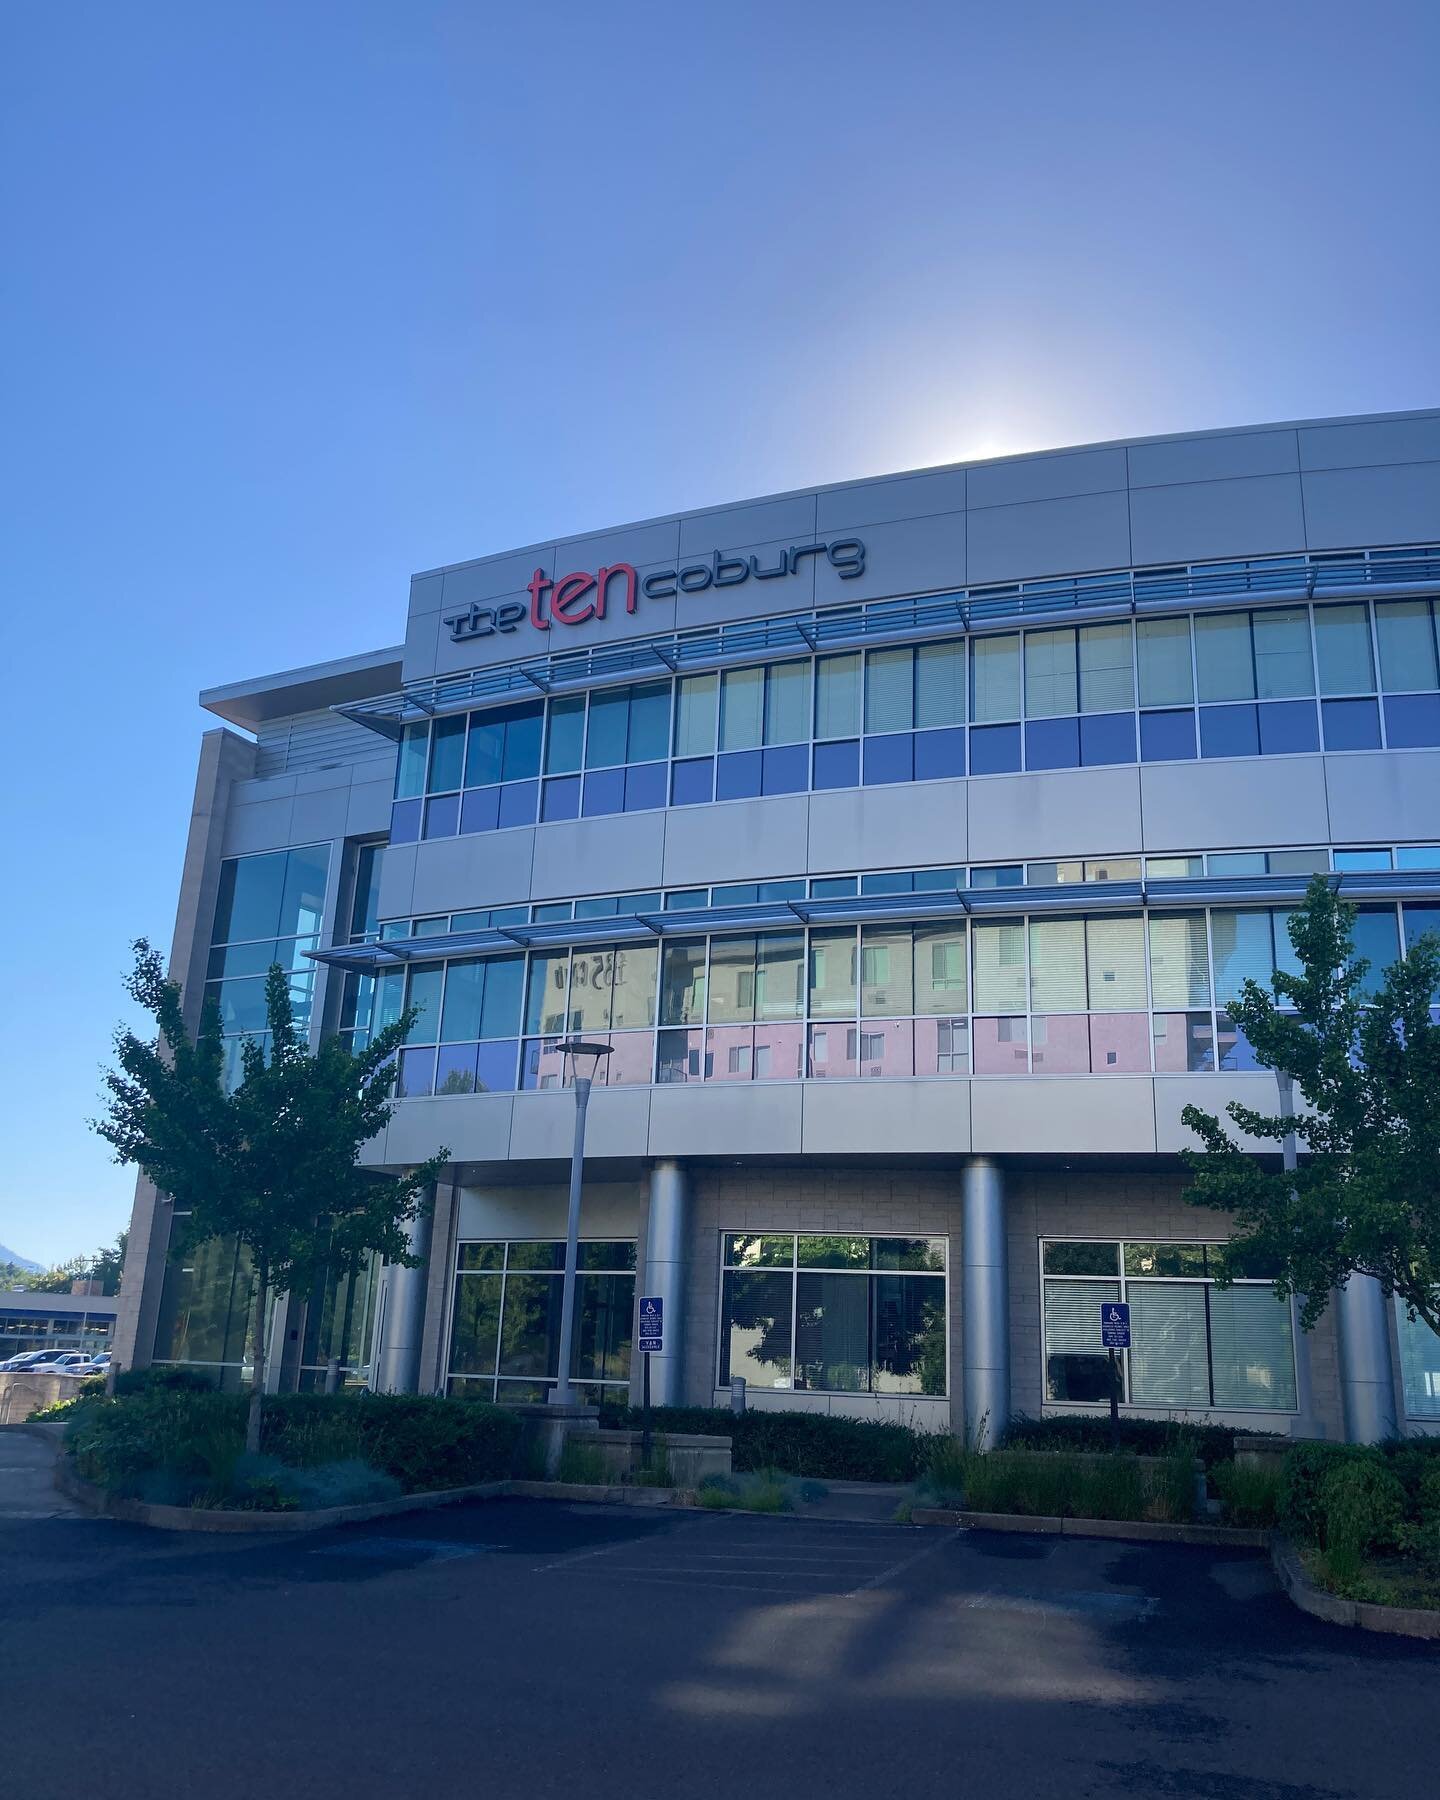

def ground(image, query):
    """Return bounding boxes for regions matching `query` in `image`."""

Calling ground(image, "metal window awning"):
[335,543,1440,739]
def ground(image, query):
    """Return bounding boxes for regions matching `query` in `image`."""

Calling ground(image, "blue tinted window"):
[1333,849,1390,870]
[812,739,859,790]
[388,802,421,849]
[810,877,857,898]
[1199,704,1260,758]
[540,776,581,822]
[1217,1015,1262,1073]
[1384,694,1440,747]
[861,872,912,894]
[716,750,763,800]
[914,727,966,779]
[762,744,809,795]
[1258,700,1319,755]
[1322,698,1382,751]
[1398,847,1440,870]
[624,762,668,812]
[480,958,525,1037]
[428,716,466,792]
[460,786,500,834]
[627,683,672,763]
[713,883,758,904]
[913,867,964,891]
[500,704,544,781]
[1139,709,1196,762]
[544,694,586,774]
[497,781,538,829]
[968,723,1021,775]
[969,864,1023,888]
[475,1041,520,1092]
[1352,907,1400,999]
[465,715,504,788]
[423,793,460,839]
[1025,717,1080,770]
[670,758,715,806]
[863,733,915,785]
[758,879,806,901]
[582,767,625,816]
[665,889,709,909]
[1079,712,1135,767]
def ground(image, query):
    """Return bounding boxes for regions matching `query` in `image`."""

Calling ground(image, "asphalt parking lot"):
[2,1457,1436,1800]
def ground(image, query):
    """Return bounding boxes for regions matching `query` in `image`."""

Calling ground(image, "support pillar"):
[372,1193,435,1395]
[637,1160,689,1408]
[962,1158,1009,1448]
[1336,1274,1398,1443]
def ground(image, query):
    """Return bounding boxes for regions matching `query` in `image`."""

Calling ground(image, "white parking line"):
[845,1527,962,1597]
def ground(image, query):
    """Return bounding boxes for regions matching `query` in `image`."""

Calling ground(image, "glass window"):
[1128,1283,1210,1406]
[395,723,429,799]
[866,648,915,733]
[465,713,505,787]
[861,926,915,1016]
[479,957,524,1037]
[1148,913,1210,1008]
[1085,915,1147,1011]
[815,654,862,739]
[719,666,765,752]
[795,1273,870,1391]
[626,682,672,763]
[720,1270,794,1388]
[524,951,569,1037]
[1314,604,1375,696]
[972,919,1026,1012]
[1252,608,1314,698]
[449,1274,502,1378]
[1078,621,1135,713]
[1028,917,1086,1012]
[915,641,966,727]
[1208,1285,1297,1409]
[709,936,758,1024]
[428,714,466,792]
[585,689,630,768]
[1025,627,1078,718]
[1044,1241,1120,1276]
[1195,613,1255,702]
[1395,1302,1440,1420]
[403,963,444,1044]
[808,928,857,1018]
[439,959,485,1042]
[1210,910,1275,1005]
[567,949,614,1034]
[544,694,586,774]
[674,673,718,757]
[913,923,968,1013]
[971,634,1021,722]
[1044,1277,1119,1402]
[1351,907,1400,1000]
[756,932,805,1019]
[1136,617,1194,708]
[1376,600,1439,692]
[764,662,812,746]
[660,939,707,1025]
[213,852,287,944]
[500,704,544,781]
[603,944,655,1030]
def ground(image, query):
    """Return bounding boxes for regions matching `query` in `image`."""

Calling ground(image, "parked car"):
[0,1351,49,1372]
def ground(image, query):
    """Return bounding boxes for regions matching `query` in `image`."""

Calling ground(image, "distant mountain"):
[0,1243,42,1272]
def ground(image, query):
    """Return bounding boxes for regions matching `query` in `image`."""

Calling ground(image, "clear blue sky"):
[2,1,1437,1265]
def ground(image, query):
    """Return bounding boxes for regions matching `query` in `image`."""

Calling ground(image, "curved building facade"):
[117,410,1440,1443]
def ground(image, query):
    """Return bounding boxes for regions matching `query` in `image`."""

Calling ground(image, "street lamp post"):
[549,1039,613,1408]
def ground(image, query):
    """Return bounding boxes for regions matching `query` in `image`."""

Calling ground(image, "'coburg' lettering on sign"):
[444,538,866,641]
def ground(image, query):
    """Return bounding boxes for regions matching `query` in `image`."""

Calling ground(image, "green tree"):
[1181,877,1440,1334]
[27,1230,129,1296]
[92,940,447,1452]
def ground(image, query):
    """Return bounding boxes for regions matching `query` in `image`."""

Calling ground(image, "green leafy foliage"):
[1319,1458,1406,1578]
[91,941,449,1450]
[65,1390,521,1507]
[26,1376,107,1422]
[999,1411,1274,1470]
[115,1365,218,1396]
[920,1445,1195,1522]
[695,1470,793,1513]
[607,1405,931,1480]
[1211,1459,1284,1527]
[1180,878,1440,1333]
[557,1440,610,1484]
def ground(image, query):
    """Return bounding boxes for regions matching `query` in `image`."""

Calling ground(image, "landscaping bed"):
[1272,1438,1440,1615]
[603,1405,928,1481]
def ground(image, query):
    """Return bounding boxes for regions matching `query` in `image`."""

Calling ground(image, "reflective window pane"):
[970,634,1021,722]
[915,640,966,727]
[439,959,484,1042]
[860,926,914,1016]
[608,944,658,1030]
[815,654,861,738]
[763,661,812,745]
[1137,617,1194,707]
[866,648,915,733]
[428,715,466,792]
[1148,912,1210,1009]
[1252,608,1314,698]
[1195,613,1256,702]
[1376,600,1439,692]
[1314,604,1375,696]
[913,923,968,1013]
[524,951,570,1036]
[709,936,758,1024]
[756,932,806,1020]
[584,689,630,767]
[720,666,765,751]
[720,1270,794,1388]
[973,920,1026,1013]
[660,939,707,1025]
[544,694,586,774]
[1028,917,1086,1012]
[674,673,718,757]
[626,682,672,763]
[1078,621,1135,713]
[1025,627,1078,718]
[808,928,857,1018]
[1086,915,1147,1010]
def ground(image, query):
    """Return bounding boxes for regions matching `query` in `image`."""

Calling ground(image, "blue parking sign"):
[638,1294,663,1354]
[1100,1302,1131,1349]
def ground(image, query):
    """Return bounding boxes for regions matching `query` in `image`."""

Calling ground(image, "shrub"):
[557,1440,610,1485]
[695,1469,792,1513]
[114,1365,219,1396]
[27,1376,106,1422]
[1212,1460,1283,1527]
[1278,1441,1368,1542]
[923,1446,1194,1523]
[606,1406,931,1481]
[1000,1412,1272,1471]
[265,1394,521,1492]
[1319,1459,1406,1578]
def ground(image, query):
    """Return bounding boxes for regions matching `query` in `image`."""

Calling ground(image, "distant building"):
[115,410,1440,1439]
[0,1289,116,1357]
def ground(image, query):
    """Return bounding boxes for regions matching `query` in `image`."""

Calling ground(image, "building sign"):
[638,1295,663,1354]
[1100,1302,1131,1350]
[444,538,867,642]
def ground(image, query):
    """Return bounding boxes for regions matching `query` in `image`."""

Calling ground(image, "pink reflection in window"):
[914,1017,968,1075]
[807,1023,858,1078]
[604,1031,655,1085]
[656,1028,703,1083]
[1089,1013,1150,1073]
[705,1025,754,1082]
[1030,1015,1089,1074]
[752,1022,804,1080]
[521,1038,569,1090]
[859,1019,913,1077]
[973,1017,1029,1074]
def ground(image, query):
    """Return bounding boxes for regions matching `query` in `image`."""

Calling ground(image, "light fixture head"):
[555,1037,614,1083]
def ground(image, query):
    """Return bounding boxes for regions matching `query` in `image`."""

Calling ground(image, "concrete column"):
[962,1157,1009,1448]
[637,1161,689,1408]
[372,1195,435,1395]
[1336,1274,1398,1443]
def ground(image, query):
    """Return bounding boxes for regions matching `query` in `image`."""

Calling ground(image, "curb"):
[1271,1535,1440,1640]
[910,1506,1272,1549]
[507,1480,696,1508]
[54,1460,510,1533]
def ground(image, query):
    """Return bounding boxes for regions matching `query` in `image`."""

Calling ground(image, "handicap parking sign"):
[1100,1302,1131,1349]
[638,1294,663,1353]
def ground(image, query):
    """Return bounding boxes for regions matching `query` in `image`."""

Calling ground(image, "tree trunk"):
[246,1268,269,1457]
